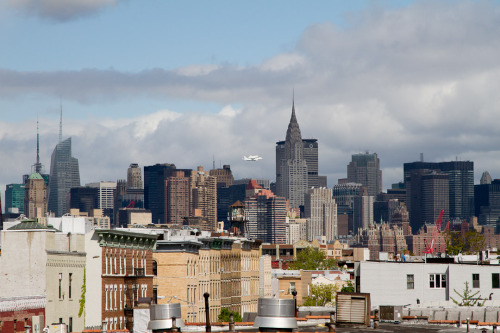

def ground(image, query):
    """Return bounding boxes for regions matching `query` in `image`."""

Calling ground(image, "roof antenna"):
[213,155,215,170]
[59,99,63,143]
[35,116,42,173]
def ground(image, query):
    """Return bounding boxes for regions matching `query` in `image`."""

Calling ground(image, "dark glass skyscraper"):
[404,161,474,224]
[48,137,81,216]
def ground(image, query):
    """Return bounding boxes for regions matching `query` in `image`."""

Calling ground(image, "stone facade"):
[153,236,261,323]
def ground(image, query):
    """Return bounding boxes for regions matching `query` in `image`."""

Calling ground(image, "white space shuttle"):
[243,155,263,161]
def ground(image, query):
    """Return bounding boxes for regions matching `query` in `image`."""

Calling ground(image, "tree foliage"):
[303,283,337,307]
[288,247,337,270]
[446,230,485,255]
[340,280,355,293]
[218,308,242,322]
[78,268,86,318]
[450,281,485,307]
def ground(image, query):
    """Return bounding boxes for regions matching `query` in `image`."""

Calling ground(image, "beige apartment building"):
[153,236,261,323]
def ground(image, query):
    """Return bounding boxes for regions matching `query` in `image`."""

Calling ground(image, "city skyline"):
[2,0,500,198]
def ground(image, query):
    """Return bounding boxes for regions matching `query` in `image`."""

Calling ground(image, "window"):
[153,261,157,276]
[493,273,500,289]
[472,274,480,288]
[59,273,63,299]
[289,282,296,293]
[407,274,414,289]
[429,274,446,288]
[69,273,72,299]
[69,317,73,333]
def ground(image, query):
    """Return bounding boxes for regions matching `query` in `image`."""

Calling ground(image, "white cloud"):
[175,65,221,77]
[260,53,306,72]
[2,1,500,193]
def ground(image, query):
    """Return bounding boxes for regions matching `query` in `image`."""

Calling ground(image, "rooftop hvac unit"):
[379,305,403,323]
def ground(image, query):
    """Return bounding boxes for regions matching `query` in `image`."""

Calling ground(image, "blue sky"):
[1,0,500,199]
[0,0,413,121]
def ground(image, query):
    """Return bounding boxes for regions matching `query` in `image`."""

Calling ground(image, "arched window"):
[152,260,158,276]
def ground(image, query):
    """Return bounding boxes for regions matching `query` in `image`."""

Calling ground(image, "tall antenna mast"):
[59,100,63,143]
[34,117,42,173]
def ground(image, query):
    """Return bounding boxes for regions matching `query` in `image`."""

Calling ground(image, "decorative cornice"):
[0,295,46,312]
[96,229,157,250]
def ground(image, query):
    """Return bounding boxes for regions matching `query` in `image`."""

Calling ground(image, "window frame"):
[493,273,500,289]
[472,274,480,289]
[429,273,446,289]
[407,274,415,290]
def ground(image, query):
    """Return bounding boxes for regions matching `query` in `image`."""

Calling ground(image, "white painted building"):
[0,221,86,332]
[359,261,500,307]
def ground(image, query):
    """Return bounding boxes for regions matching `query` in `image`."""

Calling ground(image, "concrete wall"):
[85,231,103,328]
[359,261,500,307]
[45,250,86,331]
[0,230,49,297]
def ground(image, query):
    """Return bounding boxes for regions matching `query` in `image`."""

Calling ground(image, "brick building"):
[85,229,157,331]
[153,234,261,323]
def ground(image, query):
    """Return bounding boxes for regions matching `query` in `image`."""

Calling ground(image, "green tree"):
[288,247,337,270]
[340,280,355,293]
[446,230,485,255]
[302,283,337,307]
[450,281,485,307]
[218,308,242,322]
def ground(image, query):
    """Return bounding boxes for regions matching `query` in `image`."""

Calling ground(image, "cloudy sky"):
[1,0,500,201]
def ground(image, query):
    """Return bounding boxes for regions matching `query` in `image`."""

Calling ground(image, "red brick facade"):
[0,306,45,333]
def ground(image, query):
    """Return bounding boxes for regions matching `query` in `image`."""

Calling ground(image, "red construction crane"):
[126,193,138,209]
[424,210,444,255]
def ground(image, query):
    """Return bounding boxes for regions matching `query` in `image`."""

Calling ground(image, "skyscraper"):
[190,166,217,231]
[127,163,143,189]
[48,137,80,216]
[347,152,382,197]
[166,170,190,226]
[353,188,374,232]
[70,186,99,214]
[245,188,287,244]
[86,181,117,211]
[24,173,47,219]
[209,164,234,188]
[144,163,179,224]
[404,161,473,224]
[405,169,450,232]
[304,187,337,241]
[5,184,25,215]
[276,100,315,208]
